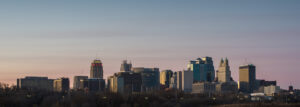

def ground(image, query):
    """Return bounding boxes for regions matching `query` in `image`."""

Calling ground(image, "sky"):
[0,0,299,89]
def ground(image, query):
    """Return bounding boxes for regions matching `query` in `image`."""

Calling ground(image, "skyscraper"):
[160,70,173,88]
[132,67,160,92]
[53,77,70,92]
[215,58,238,94]
[169,72,177,89]
[216,58,231,82]
[188,57,215,82]
[239,64,256,93]
[177,70,193,92]
[120,60,132,72]
[90,59,104,79]
[107,72,142,94]
[79,78,105,92]
[73,76,88,90]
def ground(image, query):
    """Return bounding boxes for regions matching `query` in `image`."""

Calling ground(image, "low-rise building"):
[215,82,238,94]
[192,82,216,94]
[264,85,280,96]
[17,76,53,91]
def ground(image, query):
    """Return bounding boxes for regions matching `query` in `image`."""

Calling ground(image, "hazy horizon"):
[0,0,300,89]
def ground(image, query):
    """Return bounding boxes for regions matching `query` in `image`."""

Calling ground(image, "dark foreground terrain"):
[0,85,299,107]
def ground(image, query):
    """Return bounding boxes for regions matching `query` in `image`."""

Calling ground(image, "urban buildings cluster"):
[16,57,294,98]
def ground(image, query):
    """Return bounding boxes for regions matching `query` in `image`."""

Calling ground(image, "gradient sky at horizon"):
[0,0,299,89]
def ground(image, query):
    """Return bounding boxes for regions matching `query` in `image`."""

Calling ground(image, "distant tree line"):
[0,82,299,107]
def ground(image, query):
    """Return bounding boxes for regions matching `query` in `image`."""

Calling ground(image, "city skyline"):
[0,0,300,89]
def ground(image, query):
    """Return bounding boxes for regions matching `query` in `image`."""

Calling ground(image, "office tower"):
[169,72,177,89]
[80,78,105,92]
[239,64,256,93]
[120,60,132,72]
[17,76,53,91]
[107,72,142,93]
[53,77,70,92]
[187,57,215,82]
[73,76,88,90]
[216,58,231,82]
[176,71,182,90]
[132,67,160,92]
[177,70,193,92]
[90,59,104,79]
[160,70,173,88]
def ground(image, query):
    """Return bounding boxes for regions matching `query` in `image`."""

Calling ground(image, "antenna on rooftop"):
[95,49,101,60]
[243,58,248,65]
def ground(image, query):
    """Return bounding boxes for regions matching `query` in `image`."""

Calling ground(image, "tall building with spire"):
[187,57,215,82]
[120,60,132,72]
[214,58,238,94]
[90,59,104,79]
[216,58,231,82]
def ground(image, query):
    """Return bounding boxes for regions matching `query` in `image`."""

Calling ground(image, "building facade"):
[263,85,280,96]
[90,59,104,79]
[17,76,53,91]
[169,72,177,89]
[216,58,231,82]
[192,82,216,94]
[80,78,105,92]
[107,72,142,94]
[215,82,238,94]
[132,67,160,92]
[177,70,193,92]
[239,64,256,93]
[53,77,70,92]
[160,70,173,88]
[73,76,88,90]
[120,60,132,72]
[188,57,215,82]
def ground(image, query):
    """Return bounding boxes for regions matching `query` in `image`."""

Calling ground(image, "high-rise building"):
[216,58,231,82]
[188,57,215,82]
[169,72,177,89]
[239,64,256,93]
[73,76,88,90]
[90,59,104,79]
[80,78,105,92]
[17,76,53,91]
[215,58,238,93]
[177,70,193,92]
[107,72,142,94]
[132,67,160,92]
[160,70,173,88]
[53,77,70,92]
[120,60,132,72]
